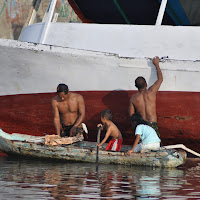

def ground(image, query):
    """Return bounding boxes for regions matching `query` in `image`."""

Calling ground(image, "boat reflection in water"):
[0,156,199,199]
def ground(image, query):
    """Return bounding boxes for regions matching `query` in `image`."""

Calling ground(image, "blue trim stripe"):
[158,0,190,25]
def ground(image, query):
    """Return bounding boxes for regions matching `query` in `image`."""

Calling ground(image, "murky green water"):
[0,156,199,200]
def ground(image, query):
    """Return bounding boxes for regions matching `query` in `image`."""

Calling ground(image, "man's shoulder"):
[70,92,84,100]
[130,92,139,101]
[146,87,155,93]
[51,96,60,107]
[130,92,144,103]
[52,95,59,103]
[130,92,138,98]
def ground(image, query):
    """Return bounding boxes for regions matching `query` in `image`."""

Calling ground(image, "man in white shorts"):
[127,113,161,155]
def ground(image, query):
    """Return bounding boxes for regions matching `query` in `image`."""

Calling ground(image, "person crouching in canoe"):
[127,113,161,156]
[51,83,85,137]
[97,110,123,151]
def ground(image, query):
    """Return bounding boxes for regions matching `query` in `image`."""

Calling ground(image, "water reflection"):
[0,156,199,200]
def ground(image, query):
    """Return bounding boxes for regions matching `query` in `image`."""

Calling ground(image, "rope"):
[0,0,7,15]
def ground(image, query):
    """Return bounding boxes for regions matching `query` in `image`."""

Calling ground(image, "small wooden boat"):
[0,129,186,168]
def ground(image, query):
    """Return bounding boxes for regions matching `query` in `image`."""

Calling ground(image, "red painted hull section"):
[0,91,199,153]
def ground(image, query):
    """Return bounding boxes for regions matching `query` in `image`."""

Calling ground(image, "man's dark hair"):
[101,110,112,121]
[57,84,69,94]
[135,76,146,89]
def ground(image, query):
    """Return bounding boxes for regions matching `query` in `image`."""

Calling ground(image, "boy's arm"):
[99,128,111,146]
[127,134,140,156]
[97,124,104,130]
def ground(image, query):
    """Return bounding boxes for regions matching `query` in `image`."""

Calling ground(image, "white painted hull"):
[1,38,200,95]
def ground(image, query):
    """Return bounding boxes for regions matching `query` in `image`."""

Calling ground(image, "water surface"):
[0,156,199,200]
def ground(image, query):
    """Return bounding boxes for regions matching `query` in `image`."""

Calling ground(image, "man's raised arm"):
[149,56,163,92]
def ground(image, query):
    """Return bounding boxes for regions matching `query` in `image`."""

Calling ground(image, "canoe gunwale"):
[0,135,186,168]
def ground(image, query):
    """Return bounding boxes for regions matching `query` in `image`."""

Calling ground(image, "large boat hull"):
[0,39,199,153]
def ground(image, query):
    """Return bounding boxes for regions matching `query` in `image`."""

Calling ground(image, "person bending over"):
[127,113,161,156]
[97,110,123,151]
[51,83,85,137]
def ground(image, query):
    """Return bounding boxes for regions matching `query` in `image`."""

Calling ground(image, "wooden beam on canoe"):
[162,144,200,157]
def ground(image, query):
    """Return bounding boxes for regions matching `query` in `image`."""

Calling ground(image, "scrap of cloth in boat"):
[105,138,123,151]
[61,124,83,137]
[44,134,84,146]
[134,124,160,152]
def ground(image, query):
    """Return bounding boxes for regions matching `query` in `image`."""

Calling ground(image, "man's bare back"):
[51,84,85,137]
[129,57,163,123]
[129,89,157,122]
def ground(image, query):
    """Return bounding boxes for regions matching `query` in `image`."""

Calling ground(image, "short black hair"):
[135,76,146,89]
[57,84,69,94]
[101,110,112,120]
[130,112,146,127]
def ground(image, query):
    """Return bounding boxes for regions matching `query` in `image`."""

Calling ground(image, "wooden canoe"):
[0,129,186,168]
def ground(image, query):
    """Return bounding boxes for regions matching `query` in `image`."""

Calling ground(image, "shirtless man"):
[128,56,163,137]
[51,84,85,137]
[97,110,123,151]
